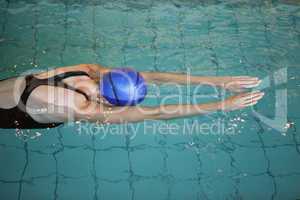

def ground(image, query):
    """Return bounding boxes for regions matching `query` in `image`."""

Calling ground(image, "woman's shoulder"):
[33,64,90,79]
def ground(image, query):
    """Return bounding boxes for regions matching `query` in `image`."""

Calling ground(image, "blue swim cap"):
[100,68,147,106]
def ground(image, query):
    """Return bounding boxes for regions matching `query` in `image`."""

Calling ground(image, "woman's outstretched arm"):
[85,64,261,92]
[76,91,264,124]
[140,71,262,92]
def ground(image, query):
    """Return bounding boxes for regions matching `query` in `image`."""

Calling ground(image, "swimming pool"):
[0,0,300,199]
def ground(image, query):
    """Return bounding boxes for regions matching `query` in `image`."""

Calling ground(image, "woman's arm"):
[141,71,261,92]
[141,71,219,85]
[84,64,261,92]
[78,101,221,124]
[82,64,110,81]
[76,91,264,124]
[86,64,222,85]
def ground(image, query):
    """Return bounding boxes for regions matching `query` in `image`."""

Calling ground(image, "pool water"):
[0,0,300,199]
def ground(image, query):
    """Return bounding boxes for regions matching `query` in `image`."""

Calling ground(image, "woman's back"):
[0,76,26,109]
[0,71,92,129]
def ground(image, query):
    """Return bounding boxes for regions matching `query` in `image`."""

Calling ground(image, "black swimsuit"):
[0,71,90,129]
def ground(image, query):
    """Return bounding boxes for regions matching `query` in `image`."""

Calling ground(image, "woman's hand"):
[216,76,262,92]
[221,91,265,111]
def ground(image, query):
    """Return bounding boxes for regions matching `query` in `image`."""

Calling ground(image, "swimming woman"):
[0,64,264,129]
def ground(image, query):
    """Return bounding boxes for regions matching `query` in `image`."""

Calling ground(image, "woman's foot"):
[221,91,265,111]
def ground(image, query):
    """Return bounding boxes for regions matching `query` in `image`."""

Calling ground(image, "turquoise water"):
[0,0,300,199]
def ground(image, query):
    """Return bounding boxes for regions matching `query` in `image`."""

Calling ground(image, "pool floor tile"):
[95,149,129,180]
[166,149,199,179]
[131,148,163,176]
[0,146,26,180]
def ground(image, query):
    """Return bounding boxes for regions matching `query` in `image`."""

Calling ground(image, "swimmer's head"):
[99,68,147,106]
